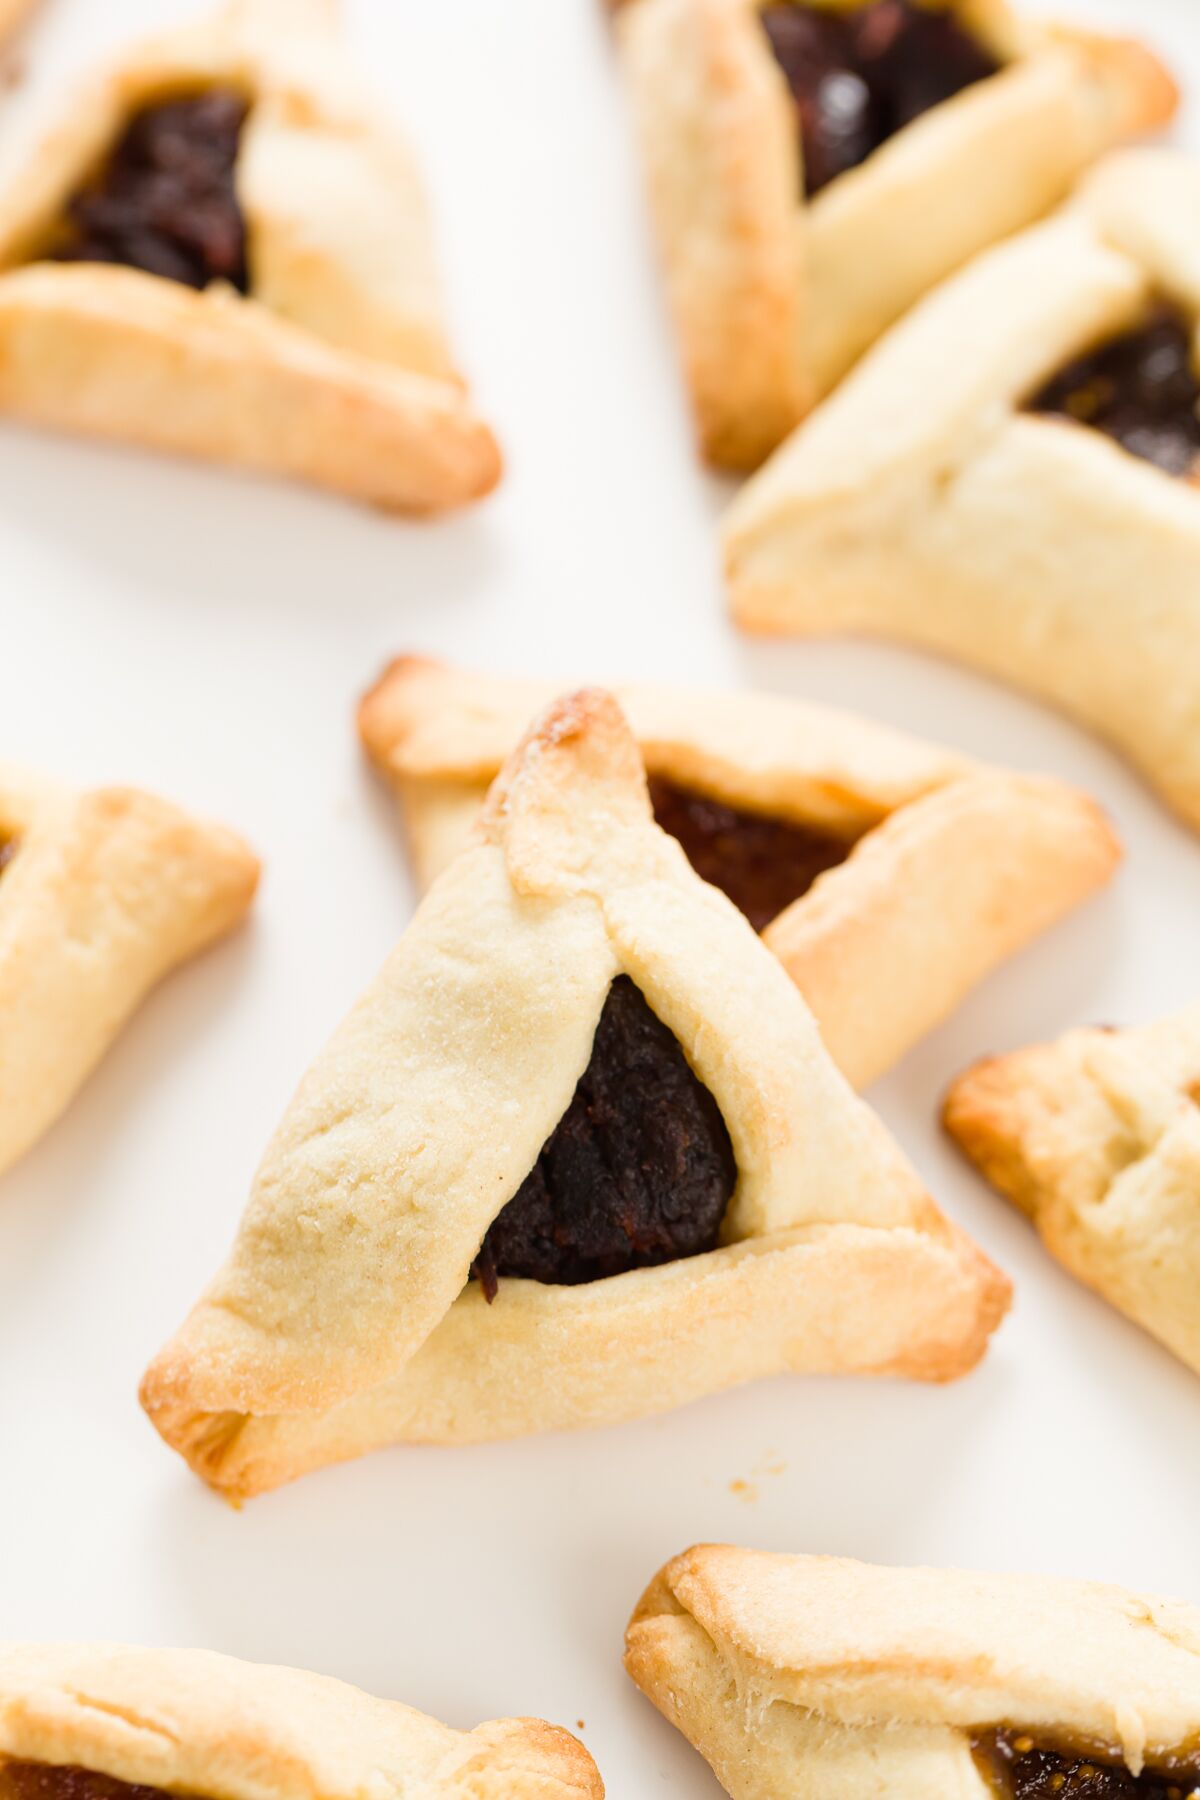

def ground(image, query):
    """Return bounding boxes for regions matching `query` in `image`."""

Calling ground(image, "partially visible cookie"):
[359,655,1119,1088]
[0,764,258,1176]
[617,0,1176,466]
[945,1005,1200,1376]
[627,1545,1200,1798]
[726,149,1200,834]
[0,1642,602,1800]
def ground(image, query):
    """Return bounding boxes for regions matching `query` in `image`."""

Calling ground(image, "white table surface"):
[2,0,1200,1793]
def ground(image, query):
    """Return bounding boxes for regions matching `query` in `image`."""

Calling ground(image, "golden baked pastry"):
[627,1545,1200,1798]
[0,1642,601,1800]
[141,689,1009,1499]
[0,0,500,511]
[0,764,258,1176]
[617,0,1176,467]
[726,149,1200,833]
[0,0,37,50]
[358,656,1120,1089]
[945,1005,1200,1379]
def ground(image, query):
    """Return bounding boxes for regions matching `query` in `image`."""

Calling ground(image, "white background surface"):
[2,0,1200,1792]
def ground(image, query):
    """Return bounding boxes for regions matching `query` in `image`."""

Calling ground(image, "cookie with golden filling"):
[358,656,1119,1089]
[0,1643,601,1800]
[141,689,1009,1499]
[626,1547,1200,1799]
[0,764,258,1177]
[0,0,500,511]
[726,149,1200,834]
[616,0,1175,467]
[944,1004,1200,1379]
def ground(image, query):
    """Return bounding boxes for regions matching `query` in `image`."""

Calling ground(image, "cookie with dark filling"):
[626,1548,1200,1800]
[0,1644,601,1800]
[357,657,1120,1092]
[141,689,1008,1498]
[725,151,1200,837]
[0,0,500,512]
[616,0,1176,469]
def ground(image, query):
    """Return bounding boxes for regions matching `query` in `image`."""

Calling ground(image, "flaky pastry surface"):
[626,1545,1200,1798]
[0,1641,601,1800]
[358,656,1119,1089]
[142,689,1008,1498]
[617,0,1175,466]
[0,0,500,511]
[0,763,257,1176]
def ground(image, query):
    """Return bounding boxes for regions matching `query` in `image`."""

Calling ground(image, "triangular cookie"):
[626,1545,1200,1799]
[0,1642,602,1800]
[617,0,1175,467]
[0,764,258,1175]
[141,690,1009,1500]
[945,1004,1200,1378]
[726,149,1200,833]
[0,0,500,511]
[358,656,1120,1089]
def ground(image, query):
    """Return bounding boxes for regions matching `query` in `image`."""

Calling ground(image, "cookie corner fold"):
[941,1042,1066,1224]
[460,1717,606,1800]
[1058,22,1180,138]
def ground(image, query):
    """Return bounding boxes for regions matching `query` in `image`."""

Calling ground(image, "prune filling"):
[648,776,854,933]
[51,88,249,292]
[471,975,736,1300]
[0,835,16,878]
[760,0,1002,197]
[1025,305,1200,480]
[0,1766,180,1800]
[972,1729,1200,1798]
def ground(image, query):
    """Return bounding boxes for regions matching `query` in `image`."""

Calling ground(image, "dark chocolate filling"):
[0,1767,180,1800]
[0,835,16,878]
[972,1730,1200,1798]
[1024,305,1200,480]
[648,775,854,932]
[760,0,1002,197]
[471,975,736,1299]
[51,88,249,292]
